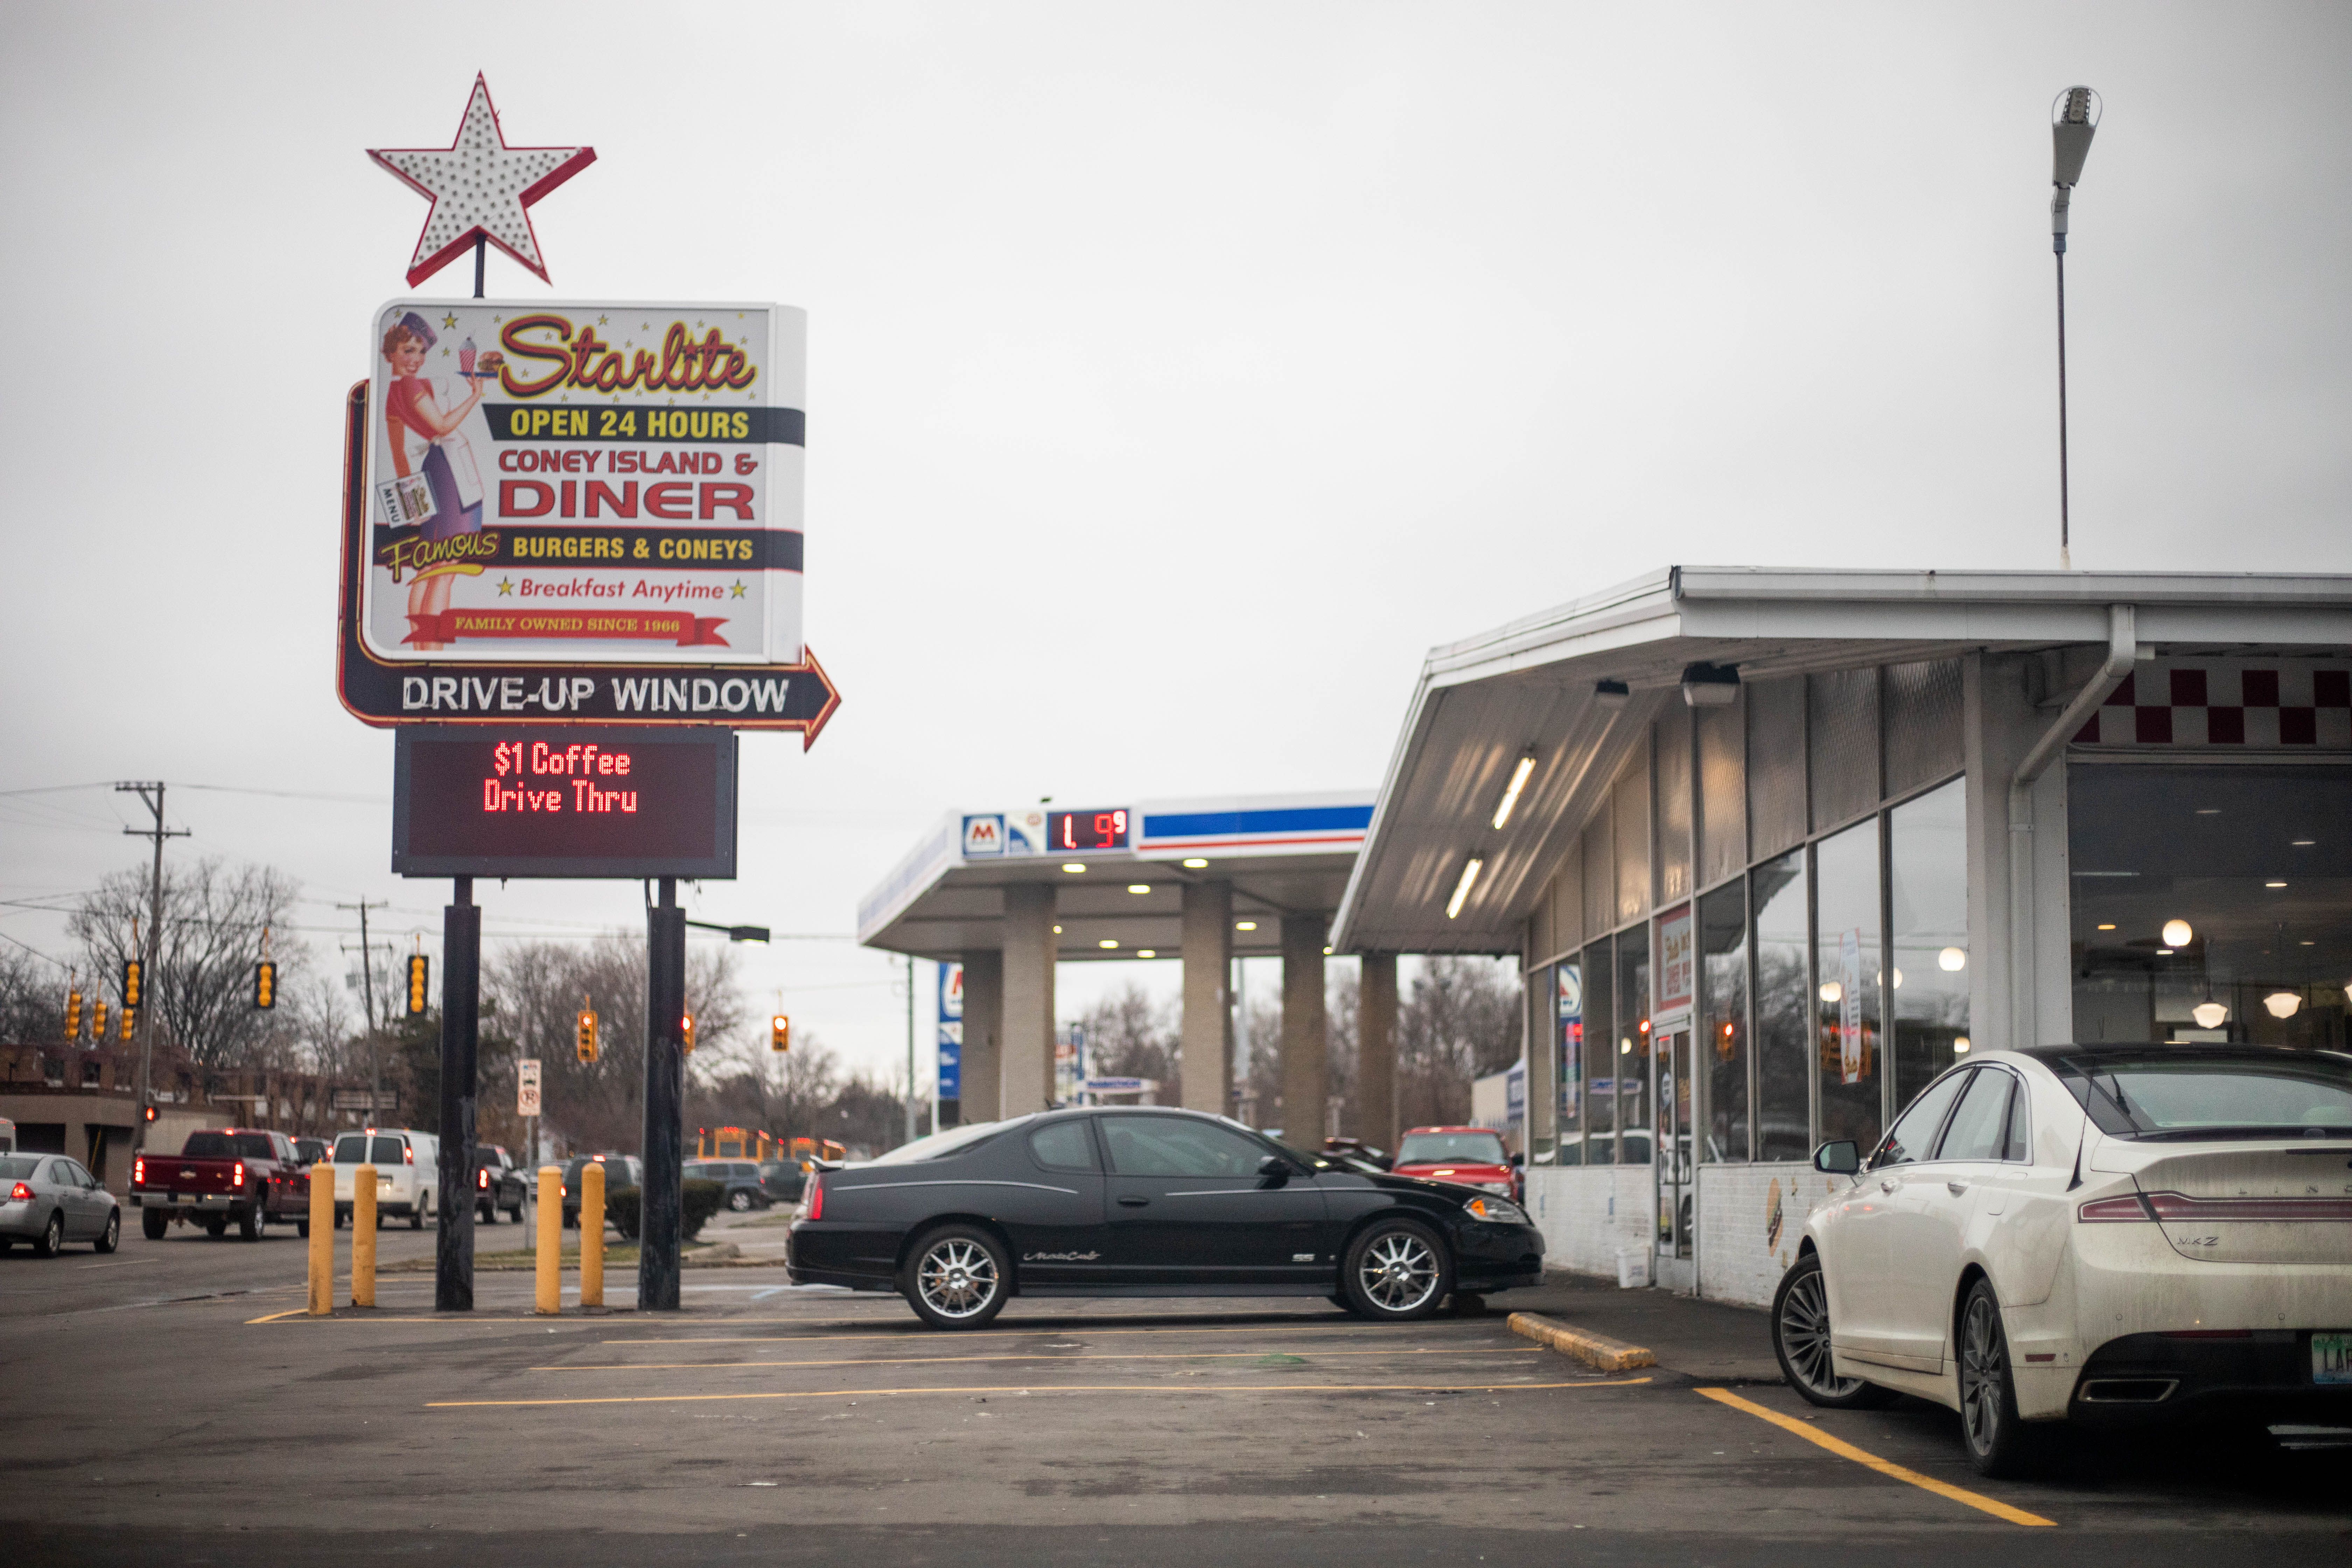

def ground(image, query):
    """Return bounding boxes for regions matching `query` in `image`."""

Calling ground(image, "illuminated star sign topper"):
[368,75,595,288]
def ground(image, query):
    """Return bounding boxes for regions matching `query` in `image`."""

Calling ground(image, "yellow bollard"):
[536,1165,562,1315]
[352,1163,378,1308]
[307,1165,334,1316]
[581,1160,606,1309]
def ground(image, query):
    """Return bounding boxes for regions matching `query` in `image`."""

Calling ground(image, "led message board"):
[1047,808,1131,853]
[391,726,737,878]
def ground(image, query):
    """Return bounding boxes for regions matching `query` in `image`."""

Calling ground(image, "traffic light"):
[680,1011,696,1054]
[64,989,83,1042]
[405,954,430,1017]
[253,961,276,1011]
[576,1002,599,1064]
[118,1006,136,1041]
[769,1013,790,1053]
[121,958,142,1009]
[92,1000,109,1041]
[143,1103,158,1124]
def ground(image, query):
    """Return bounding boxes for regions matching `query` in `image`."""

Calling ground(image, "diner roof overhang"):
[1331,566,2352,959]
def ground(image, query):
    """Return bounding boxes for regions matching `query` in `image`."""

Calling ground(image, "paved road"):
[1,1222,2346,1566]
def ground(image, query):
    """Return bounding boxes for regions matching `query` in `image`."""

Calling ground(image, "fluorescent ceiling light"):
[1097,939,1118,950]
[1062,863,1086,874]
[1235,920,1257,932]
[1445,858,1484,919]
[1181,857,1210,869]
[1137,949,1156,958]
[1127,884,1151,894]
[1491,753,1537,830]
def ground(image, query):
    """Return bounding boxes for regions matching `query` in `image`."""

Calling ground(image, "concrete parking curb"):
[1507,1311,1657,1372]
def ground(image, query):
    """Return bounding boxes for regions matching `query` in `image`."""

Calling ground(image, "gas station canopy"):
[858,792,1376,962]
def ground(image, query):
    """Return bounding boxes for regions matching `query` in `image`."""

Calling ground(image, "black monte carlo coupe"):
[786,1106,1545,1329]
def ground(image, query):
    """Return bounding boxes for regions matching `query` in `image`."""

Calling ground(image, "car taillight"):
[805,1174,824,1220]
[8,1183,31,1202]
[133,1156,146,1186]
[2077,1194,2154,1222]
[478,1167,490,1190]
[404,1146,414,1164]
[232,1162,246,1188]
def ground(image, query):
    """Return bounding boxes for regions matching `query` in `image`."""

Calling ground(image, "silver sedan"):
[0,1154,122,1256]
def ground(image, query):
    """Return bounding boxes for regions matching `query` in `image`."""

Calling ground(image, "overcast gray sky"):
[4,2,2348,1085]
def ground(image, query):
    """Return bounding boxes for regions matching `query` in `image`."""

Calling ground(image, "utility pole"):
[118,782,188,1153]
[337,900,389,1111]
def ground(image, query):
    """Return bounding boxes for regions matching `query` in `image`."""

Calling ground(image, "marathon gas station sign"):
[337,299,837,739]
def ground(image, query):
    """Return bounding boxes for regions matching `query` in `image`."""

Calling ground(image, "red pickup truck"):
[130,1128,311,1241]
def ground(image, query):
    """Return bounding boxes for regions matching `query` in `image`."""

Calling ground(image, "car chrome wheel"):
[916,1237,1000,1320]
[1358,1230,1440,1314]
[36,1211,64,1257]
[95,1211,119,1254]
[1775,1266,1862,1399]
[728,1190,754,1212]
[1960,1292,2003,1456]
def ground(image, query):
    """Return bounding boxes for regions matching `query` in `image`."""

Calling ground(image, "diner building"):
[1331,566,2352,1306]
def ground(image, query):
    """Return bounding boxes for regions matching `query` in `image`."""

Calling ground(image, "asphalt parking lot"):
[2,1220,2347,1567]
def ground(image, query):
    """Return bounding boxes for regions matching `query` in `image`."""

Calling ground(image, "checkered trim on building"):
[2074,663,2352,748]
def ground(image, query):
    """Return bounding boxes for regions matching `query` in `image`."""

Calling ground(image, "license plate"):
[2315,1333,2352,1386]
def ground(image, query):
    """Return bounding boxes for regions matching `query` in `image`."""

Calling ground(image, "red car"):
[1391,1126,1520,1203]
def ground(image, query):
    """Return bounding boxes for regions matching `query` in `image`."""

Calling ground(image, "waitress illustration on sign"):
[381,311,492,650]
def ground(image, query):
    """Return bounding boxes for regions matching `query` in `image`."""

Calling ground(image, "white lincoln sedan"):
[1771,1045,2352,1476]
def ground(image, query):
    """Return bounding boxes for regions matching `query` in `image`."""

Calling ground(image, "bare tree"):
[1071,982,1180,1103]
[479,933,746,1154]
[0,944,70,1045]
[1397,956,1521,1128]
[67,858,306,1069]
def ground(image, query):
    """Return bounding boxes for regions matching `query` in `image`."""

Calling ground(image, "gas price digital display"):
[1047,809,1130,852]
[392,727,737,878]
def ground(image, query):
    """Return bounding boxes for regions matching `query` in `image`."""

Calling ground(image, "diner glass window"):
[1889,778,1970,1104]
[1582,813,1613,941]
[1616,926,1652,1163]
[1748,678,1807,861]
[1810,669,1880,831]
[1815,818,1885,1150]
[1556,961,1583,1162]
[1752,849,1811,1160]
[1883,658,1964,799]
[1656,706,1694,905]
[1614,752,1650,926]
[1697,694,1746,888]
[1699,881,1748,1161]
[2069,763,2352,1050]
[1580,940,1615,1164]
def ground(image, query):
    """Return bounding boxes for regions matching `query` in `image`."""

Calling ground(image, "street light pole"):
[2050,86,2100,571]
[118,782,187,1152]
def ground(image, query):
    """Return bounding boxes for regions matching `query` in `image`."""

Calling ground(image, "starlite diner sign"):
[360,299,805,668]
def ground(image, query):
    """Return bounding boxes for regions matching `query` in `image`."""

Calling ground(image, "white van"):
[328,1128,441,1228]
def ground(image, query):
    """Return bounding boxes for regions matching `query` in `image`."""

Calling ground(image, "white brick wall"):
[1525,1164,1651,1278]
[1527,1160,1842,1308]
[1696,1162,1841,1308]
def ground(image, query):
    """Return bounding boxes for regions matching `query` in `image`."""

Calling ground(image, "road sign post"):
[639,881,687,1311]
[434,877,481,1311]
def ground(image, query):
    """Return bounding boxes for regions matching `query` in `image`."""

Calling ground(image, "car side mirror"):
[1256,1154,1291,1184]
[1812,1140,1860,1176]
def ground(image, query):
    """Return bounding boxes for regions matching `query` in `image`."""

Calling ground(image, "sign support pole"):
[639,877,687,1310]
[434,876,480,1311]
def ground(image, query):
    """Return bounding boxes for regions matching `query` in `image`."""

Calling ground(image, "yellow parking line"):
[1694,1387,2054,1528]
[430,1376,1652,1408]
[245,1307,312,1324]
[534,1346,1546,1372]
